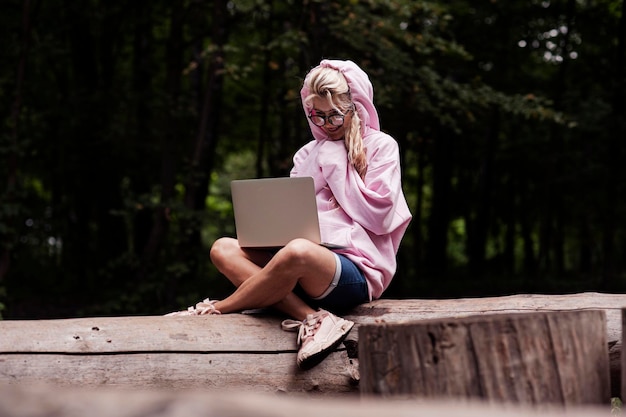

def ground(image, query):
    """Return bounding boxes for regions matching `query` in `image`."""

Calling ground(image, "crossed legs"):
[209,237,338,321]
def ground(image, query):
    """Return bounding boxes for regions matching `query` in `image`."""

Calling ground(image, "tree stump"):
[621,308,626,402]
[358,310,610,405]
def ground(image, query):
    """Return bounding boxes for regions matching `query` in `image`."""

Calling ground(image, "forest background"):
[1,0,625,319]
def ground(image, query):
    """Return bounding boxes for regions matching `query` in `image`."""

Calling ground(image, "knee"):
[210,237,238,266]
[279,238,317,266]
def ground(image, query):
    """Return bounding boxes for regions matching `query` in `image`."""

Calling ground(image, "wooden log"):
[0,292,624,396]
[0,313,358,394]
[0,382,615,417]
[347,292,626,397]
[358,310,610,406]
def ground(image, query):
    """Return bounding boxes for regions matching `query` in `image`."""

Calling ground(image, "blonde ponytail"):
[344,107,367,180]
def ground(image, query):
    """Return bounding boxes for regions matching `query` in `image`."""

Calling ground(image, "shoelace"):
[164,298,221,316]
[281,315,323,345]
[281,319,302,332]
[191,298,221,315]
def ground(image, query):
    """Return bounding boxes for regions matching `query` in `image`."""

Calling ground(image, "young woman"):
[167,59,412,370]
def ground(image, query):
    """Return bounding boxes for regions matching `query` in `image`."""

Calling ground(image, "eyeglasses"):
[308,109,351,127]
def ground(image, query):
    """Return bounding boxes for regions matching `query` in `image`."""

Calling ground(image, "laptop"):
[230,177,345,249]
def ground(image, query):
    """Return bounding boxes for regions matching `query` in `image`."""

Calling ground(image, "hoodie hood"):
[300,59,380,142]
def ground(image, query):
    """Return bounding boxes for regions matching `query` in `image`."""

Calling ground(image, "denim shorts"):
[297,253,369,314]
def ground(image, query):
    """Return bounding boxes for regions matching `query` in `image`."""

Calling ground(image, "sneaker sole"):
[298,321,354,370]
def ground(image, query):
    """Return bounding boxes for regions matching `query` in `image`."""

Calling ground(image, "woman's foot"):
[165,298,221,316]
[283,309,354,369]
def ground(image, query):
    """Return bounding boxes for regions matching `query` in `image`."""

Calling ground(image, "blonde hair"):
[303,67,367,180]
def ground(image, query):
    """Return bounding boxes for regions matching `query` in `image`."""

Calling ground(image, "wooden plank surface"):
[0,382,614,417]
[0,313,293,353]
[0,351,358,393]
[0,311,360,393]
[2,292,624,353]
[346,292,626,341]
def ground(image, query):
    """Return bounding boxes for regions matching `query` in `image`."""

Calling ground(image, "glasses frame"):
[307,108,353,127]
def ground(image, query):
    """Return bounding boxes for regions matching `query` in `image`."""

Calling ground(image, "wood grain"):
[0,382,615,417]
[1,292,624,396]
[358,310,610,405]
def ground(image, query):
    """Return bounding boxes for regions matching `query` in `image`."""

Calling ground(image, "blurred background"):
[1,0,625,319]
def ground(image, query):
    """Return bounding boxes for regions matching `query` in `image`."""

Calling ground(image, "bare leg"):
[210,237,337,320]
[209,237,273,287]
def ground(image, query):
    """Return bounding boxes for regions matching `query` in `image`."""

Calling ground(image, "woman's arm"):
[316,134,407,235]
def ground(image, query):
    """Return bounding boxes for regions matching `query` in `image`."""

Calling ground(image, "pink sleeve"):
[316,135,406,236]
[290,140,315,177]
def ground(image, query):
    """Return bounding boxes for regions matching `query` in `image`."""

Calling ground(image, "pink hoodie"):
[291,59,412,300]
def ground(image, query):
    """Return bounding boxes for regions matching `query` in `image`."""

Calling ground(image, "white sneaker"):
[282,309,354,369]
[165,298,221,316]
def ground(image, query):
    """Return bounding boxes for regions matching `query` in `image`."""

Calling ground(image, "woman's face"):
[310,97,352,141]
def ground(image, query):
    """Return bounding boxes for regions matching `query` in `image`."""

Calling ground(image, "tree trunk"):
[413,136,426,273]
[468,107,498,277]
[185,0,228,212]
[426,127,453,276]
[174,0,229,280]
[0,0,32,283]
[602,0,626,288]
[137,2,183,288]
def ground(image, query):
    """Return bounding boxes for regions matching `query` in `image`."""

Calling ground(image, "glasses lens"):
[309,115,325,126]
[329,115,345,126]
